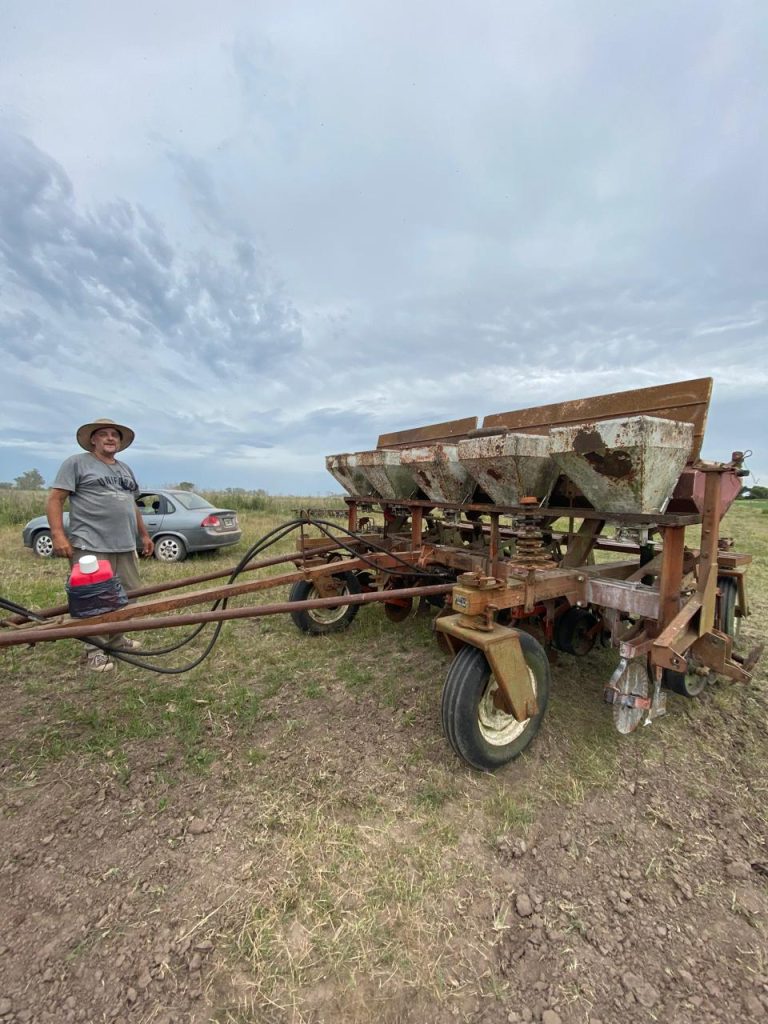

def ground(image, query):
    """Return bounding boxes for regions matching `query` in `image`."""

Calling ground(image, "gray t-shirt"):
[52,453,140,553]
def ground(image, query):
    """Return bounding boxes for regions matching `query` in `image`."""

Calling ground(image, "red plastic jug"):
[69,555,114,586]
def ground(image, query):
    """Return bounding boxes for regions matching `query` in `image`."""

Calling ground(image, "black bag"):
[66,576,129,618]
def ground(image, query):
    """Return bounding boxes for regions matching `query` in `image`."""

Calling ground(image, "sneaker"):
[109,637,142,652]
[86,651,114,673]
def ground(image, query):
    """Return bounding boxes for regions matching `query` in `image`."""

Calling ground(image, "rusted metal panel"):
[326,453,379,498]
[481,377,711,462]
[355,449,424,500]
[586,578,660,618]
[666,466,742,518]
[550,416,694,514]
[377,416,478,450]
[399,443,476,503]
[457,432,558,505]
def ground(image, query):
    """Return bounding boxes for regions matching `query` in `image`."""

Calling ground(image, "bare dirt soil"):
[2,521,767,1024]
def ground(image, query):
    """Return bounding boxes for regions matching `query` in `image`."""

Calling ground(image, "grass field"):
[1,495,767,1023]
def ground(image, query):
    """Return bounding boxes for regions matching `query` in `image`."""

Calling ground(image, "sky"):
[0,0,766,495]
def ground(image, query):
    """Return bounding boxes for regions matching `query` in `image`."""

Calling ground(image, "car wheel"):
[33,530,54,557]
[153,535,187,562]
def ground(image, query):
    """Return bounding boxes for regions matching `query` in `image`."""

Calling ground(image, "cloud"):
[0,128,302,378]
[0,2,766,490]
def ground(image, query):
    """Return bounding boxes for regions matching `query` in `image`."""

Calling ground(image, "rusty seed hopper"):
[399,443,476,504]
[457,433,559,505]
[549,415,694,514]
[325,453,380,498]
[354,449,424,500]
[325,454,378,497]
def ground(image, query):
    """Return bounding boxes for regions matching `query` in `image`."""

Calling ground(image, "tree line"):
[0,470,46,490]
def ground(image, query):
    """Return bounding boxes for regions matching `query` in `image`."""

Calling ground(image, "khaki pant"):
[71,549,141,650]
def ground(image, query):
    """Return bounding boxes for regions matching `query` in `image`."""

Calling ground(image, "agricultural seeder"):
[1,377,762,772]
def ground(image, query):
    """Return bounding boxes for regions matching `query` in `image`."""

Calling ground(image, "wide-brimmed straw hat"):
[76,417,135,452]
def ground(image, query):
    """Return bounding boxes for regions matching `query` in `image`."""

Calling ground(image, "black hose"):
[104,518,309,672]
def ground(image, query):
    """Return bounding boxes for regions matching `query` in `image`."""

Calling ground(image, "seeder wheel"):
[663,665,707,698]
[717,576,738,637]
[553,607,600,656]
[289,572,361,635]
[440,635,550,772]
[608,658,650,733]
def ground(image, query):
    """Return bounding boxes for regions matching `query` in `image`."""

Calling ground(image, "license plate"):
[222,517,235,528]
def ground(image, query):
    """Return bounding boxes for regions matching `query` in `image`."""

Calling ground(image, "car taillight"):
[201,515,220,527]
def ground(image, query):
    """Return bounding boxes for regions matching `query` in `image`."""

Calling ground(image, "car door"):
[135,493,167,542]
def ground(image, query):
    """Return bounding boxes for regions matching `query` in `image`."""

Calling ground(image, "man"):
[47,417,154,672]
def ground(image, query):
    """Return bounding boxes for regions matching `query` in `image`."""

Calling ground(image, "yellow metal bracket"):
[435,614,537,721]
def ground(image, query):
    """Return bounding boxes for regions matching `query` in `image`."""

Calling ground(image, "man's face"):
[90,427,122,458]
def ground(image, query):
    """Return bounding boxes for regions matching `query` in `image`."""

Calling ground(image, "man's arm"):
[135,505,155,558]
[46,488,73,559]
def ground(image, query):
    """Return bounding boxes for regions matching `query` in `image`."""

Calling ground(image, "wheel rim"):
[678,651,708,696]
[307,583,352,626]
[156,537,182,561]
[35,534,53,556]
[681,671,707,697]
[477,668,536,747]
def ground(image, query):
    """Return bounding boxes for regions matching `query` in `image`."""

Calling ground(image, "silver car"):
[22,488,242,562]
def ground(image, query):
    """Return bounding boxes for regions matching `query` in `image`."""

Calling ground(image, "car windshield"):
[171,492,215,511]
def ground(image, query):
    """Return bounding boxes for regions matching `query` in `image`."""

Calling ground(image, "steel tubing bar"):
[9,550,416,630]
[4,541,364,626]
[0,583,455,648]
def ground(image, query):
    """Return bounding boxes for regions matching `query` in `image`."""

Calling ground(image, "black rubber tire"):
[33,530,54,557]
[717,576,737,637]
[662,667,707,698]
[553,607,599,656]
[440,633,550,772]
[289,572,361,635]
[153,535,187,562]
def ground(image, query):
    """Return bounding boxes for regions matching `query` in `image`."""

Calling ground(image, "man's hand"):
[140,535,155,558]
[51,532,74,560]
